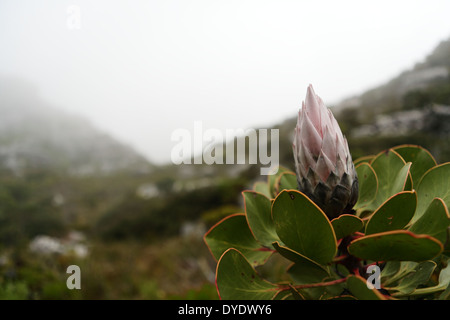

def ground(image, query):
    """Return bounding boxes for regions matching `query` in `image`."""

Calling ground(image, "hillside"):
[0,77,153,176]
[0,79,247,299]
[333,38,450,161]
[0,77,251,241]
[264,37,450,168]
[149,37,450,205]
[1,36,448,242]
[336,39,450,114]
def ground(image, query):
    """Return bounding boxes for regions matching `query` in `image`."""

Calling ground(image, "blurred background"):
[0,0,449,299]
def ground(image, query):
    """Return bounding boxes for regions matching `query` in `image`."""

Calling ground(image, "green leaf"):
[336,264,350,277]
[354,163,378,210]
[275,172,297,194]
[439,285,450,300]
[243,191,280,247]
[408,258,450,297]
[392,162,413,192]
[272,290,297,300]
[439,259,450,288]
[216,248,278,300]
[414,162,450,224]
[268,166,291,198]
[253,181,271,199]
[272,190,337,264]
[272,242,330,285]
[365,191,417,235]
[444,229,450,256]
[204,214,272,266]
[346,275,386,300]
[354,155,375,166]
[367,149,407,211]
[287,285,306,300]
[390,261,436,296]
[301,280,346,300]
[348,230,443,262]
[331,214,364,240]
[272,242,327,270]
[380,261,401,283]
[382,261,418,287]
[286,264,330,290]
[409,198,450,244]
[392,145,437,188]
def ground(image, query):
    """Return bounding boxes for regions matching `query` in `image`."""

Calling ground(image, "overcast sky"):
[1,0,450,164]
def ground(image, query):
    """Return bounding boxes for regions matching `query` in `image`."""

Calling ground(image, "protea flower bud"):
[293,84,358,220]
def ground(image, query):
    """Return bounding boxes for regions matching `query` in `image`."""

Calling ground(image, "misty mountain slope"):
[175,33,450,180]
[269,38,450,165]
[332,38,450,161]
[335,38,450,114]
[0,77,153,175]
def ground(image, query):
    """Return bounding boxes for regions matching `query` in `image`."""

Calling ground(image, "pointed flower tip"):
[293,84,359,219]
[306,84,316,98]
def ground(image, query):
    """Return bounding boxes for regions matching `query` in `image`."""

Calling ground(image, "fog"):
[1,0,450,164]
